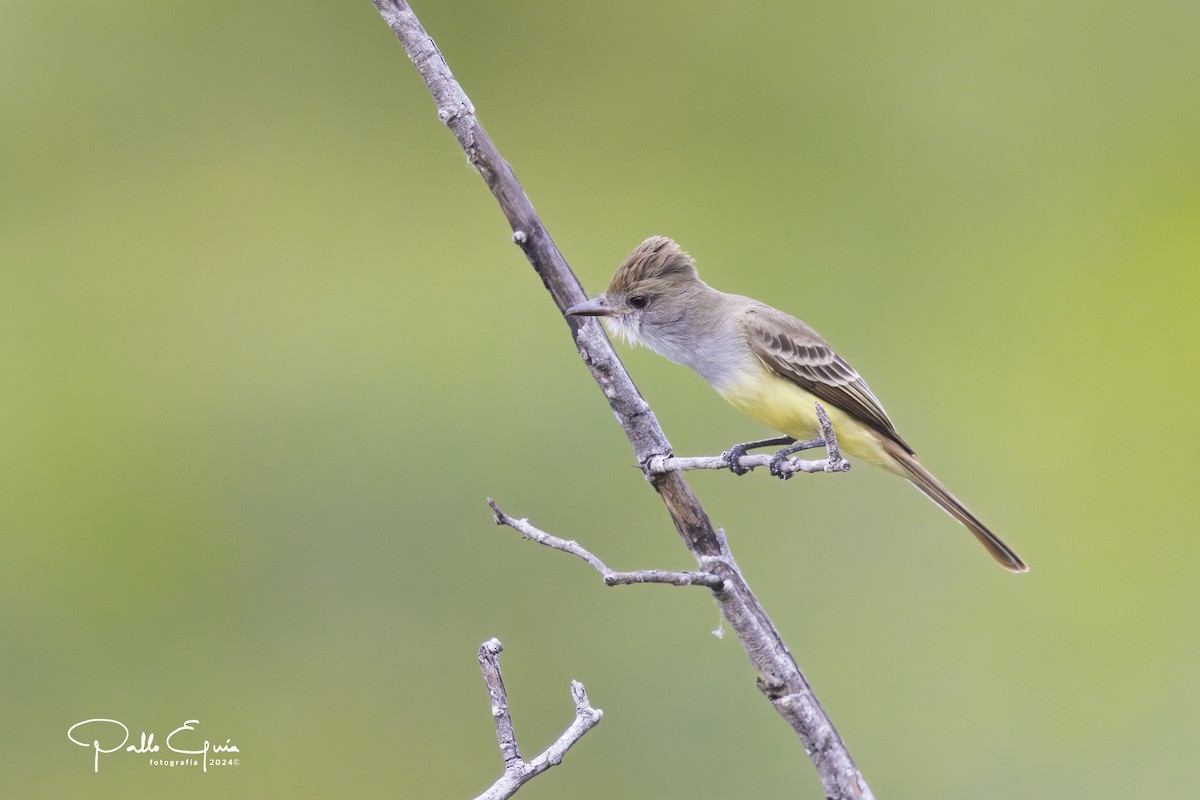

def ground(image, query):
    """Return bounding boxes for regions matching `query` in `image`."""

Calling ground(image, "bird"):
[566,236,1027,572]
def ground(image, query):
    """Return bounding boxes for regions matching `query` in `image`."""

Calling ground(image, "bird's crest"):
[608,236,697,295]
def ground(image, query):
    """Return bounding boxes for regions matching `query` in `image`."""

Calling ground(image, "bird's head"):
[565,236,700,345]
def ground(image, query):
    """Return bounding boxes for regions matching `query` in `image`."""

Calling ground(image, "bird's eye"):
[628,295,650,309]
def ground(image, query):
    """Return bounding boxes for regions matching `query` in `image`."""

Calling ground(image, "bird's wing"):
[740,305,913,454]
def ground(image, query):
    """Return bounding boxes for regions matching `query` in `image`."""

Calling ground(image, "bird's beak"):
[565,296,614,317]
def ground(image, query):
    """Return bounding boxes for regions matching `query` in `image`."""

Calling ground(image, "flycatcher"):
[566,236,1027,572]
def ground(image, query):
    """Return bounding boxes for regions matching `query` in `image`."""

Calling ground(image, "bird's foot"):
[768,438,826,480]
[722,435,795,476]
[768,451,794,479]
[723,443,752,476]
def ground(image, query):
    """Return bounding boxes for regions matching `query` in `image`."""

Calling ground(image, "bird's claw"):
[769,451,795,480]
[724,445,751,476]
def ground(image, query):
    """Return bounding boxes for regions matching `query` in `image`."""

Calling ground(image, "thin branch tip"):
[812,402,849,471]
[487,497,509,526]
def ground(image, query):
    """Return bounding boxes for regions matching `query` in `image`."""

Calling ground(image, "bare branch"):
[647,451,845,477]
[647,402,849,477]
[373,3,874,797]
[472,639,603,800]
[488,499,725,590]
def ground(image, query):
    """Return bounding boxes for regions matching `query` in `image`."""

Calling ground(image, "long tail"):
[881,439,1028,572]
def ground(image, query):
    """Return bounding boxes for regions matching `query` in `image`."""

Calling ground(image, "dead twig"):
[472,639,602,800]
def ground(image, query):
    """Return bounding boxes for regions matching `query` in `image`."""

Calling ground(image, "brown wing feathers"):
[742,306,914,455]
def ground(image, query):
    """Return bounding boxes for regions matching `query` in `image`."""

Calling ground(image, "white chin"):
[600,316,641,348]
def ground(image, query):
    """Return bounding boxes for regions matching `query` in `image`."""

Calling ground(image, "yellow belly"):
[717,367,894,470]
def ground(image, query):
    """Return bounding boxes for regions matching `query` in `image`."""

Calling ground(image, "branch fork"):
[472,638,603,800]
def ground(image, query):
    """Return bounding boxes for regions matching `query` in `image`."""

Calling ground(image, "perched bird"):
[566,236,1027,572]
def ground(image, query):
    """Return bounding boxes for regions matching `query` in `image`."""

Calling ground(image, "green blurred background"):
[3,1,1198,797]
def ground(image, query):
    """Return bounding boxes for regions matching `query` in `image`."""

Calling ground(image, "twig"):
[478,639,521,769]
[647,451,847,476]
[473,639,603,800]
[488,499,726,590]
[652,402,849,476]
[815,403,849,471]
[371,3,874,798]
